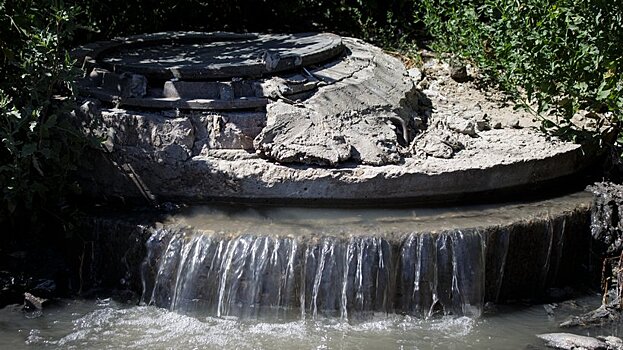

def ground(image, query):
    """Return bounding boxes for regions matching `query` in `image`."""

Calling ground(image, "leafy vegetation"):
[0,0,91,236]
[421,0,623,147]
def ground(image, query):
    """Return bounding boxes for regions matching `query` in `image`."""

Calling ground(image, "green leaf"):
[20,143,37,157]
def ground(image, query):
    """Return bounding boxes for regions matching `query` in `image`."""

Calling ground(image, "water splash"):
[142,228,500,319]
[136,194,591,320]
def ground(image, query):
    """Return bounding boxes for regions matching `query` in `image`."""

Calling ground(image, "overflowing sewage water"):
[0,191,610,349]
[141,192,591,321]
[0,294,616,350]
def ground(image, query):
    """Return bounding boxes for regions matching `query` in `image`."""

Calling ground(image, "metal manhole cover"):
[96,32,344,80]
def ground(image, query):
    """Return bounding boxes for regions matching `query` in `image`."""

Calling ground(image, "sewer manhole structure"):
[73,32,592,205]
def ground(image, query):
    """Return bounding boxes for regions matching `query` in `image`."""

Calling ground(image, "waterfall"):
[139,212,584,320]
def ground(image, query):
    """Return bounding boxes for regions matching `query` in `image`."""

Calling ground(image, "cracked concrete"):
[73,32,595,205]
[254,38,418,166]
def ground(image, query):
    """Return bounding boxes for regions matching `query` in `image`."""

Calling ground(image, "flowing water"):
[141,192,591,320]
[0,295,618,349]
[0,192,601,349]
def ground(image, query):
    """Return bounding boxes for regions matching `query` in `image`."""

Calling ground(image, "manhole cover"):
[73,32,345,110]
[93,32,344,80]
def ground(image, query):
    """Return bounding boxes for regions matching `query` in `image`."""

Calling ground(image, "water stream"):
[141,192,591,320]
[0,294,618,349]
[0,191,600,349]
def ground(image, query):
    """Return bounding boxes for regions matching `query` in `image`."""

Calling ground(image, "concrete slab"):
[72,32,595,205]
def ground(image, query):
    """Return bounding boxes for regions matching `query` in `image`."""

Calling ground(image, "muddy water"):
[0,191,600,349]
[141,192,591,319]
[0,294,617,349]
[173,192,592,237]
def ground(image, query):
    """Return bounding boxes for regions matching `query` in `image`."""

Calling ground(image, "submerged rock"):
[23,292,47,312]
[599,336,623,350]
[560,305,622,328]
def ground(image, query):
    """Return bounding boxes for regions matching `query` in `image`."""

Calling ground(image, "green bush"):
[0,0,91,235]
[421,0,623,146]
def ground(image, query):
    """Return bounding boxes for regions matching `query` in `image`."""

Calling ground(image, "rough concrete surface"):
[73,32,594,204]
[254,38,419,166]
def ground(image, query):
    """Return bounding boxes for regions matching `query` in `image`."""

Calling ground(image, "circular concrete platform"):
[72,32,595,206]
[85,191,592,316]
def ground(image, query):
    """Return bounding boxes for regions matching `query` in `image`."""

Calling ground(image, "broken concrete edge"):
[170,170,593,208]
[252,38,420,166]
[197,145,592,202]
[78,141,597,207]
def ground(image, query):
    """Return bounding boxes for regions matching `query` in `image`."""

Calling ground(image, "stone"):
[415,129,464,159]
[537,333,607,350]
[206,114,265,150]
[120,73,147,98]
[408,67,423,82]
[598,336,623,350]
[448,118,477,136]
[97,110,195,164]
[507,119,521,129]
[560,305,621,328]
[79,99,100,117]
[254,77,291,99]
[450,64,469,83]
[476,119,490,131]
[587,182,623,254]
[102,72,147,98]
[24,292,47,311]
[88,68,105,86]
[422,138,454,159]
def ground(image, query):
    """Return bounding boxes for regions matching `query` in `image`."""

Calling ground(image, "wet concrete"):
[76,192,592,314]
